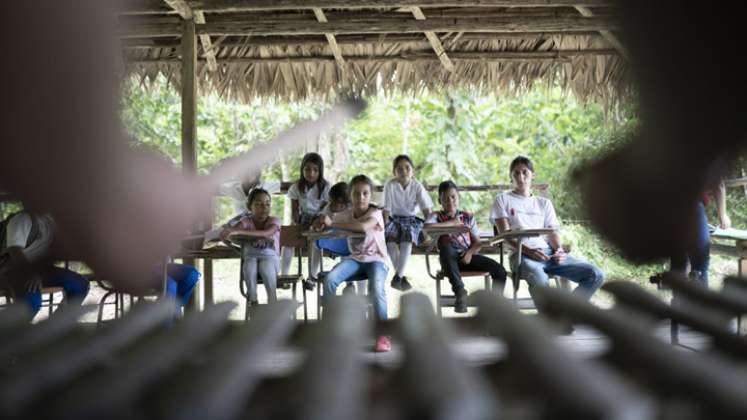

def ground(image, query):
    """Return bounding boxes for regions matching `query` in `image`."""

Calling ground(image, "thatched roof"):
[118,1,631,102]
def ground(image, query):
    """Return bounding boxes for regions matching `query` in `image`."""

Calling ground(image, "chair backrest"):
[279,225,306,248]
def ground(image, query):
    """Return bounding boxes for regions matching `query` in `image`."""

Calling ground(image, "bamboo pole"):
[180,18,200,310]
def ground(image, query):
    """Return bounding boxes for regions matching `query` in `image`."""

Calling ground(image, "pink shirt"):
[333,207,388,263]
[235,215,281,257]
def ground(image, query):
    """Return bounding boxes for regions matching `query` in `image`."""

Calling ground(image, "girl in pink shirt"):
[317,175,391,352]
[223,188,281,305]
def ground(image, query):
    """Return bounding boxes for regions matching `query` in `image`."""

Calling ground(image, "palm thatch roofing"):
[118,1,631,102]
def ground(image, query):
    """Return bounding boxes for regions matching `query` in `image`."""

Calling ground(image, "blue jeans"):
[164,263,200,307]
[513,248,604,300]
[20,265,90,316]
[323,259,388,321]
[670,201,710,286]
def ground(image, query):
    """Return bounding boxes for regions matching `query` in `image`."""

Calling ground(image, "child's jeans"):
[511,248,604,301]
[242,255,279,302]
[19,265,89,317]
[323,259,388,320]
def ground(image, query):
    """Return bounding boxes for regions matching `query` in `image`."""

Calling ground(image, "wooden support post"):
[203,259,213,306]
[312,8,346,70]
[181,18,200,311]
[410,6,454,72]
[574,6,630,61]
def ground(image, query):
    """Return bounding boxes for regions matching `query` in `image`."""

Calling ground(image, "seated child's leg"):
[386,242,400,270]
[544,256,604,300]
[166,263,200,306]
[515,255,551,288]
[460,254,507,292]
[42,265,90,304]
[242,257,259,302]
[364,261,389,321]
[18,290,42,318]
[396,242,412,278]
[438,246,465,294]
[309,246,322,278]
[323,259,362,302]
[258,256,278,303]
[280,246,294,276]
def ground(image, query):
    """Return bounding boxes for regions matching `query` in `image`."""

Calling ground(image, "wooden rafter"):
[128,49,619,64]
[194,11,218,71]
[121,16,617,38]
[574,6,630,61]
[312,8,346,69]
[121,0,616,14]
[410,6,454,72]
[164,1,218,71]
[121,32,603,49]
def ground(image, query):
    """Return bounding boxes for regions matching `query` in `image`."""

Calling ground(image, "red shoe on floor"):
[374,335,392,353]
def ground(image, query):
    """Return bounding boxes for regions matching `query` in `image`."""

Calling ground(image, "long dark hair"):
[297,152,328,200]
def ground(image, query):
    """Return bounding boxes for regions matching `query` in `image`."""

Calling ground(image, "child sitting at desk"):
[316,175,391,352]
[223,188,281,305]
[425,181,507,313]
[315,182,361,295]
[491,156,603,301]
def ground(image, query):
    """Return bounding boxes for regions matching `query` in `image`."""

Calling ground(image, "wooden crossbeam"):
[194,11,218,71]
[120,1,616,14]
[121,16,617,38]
[121,31,603,49]
[164,0,192,17]
[312,8,346,69]
[164,1,218,71]
[127,49,618,64]
[411,6,454,72]
[574,6,630,61]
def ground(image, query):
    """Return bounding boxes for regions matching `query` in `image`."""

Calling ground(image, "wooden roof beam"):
[126,49,619,65]
[122,1,616,14]
[312,8,346,69]
[410,7,454,72]
[164,1,218,71]
[575,5,629,61]
[121,31,603,49]
[121,16,617,38]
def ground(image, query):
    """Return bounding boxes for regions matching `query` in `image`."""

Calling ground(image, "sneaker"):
[454,288,468,313]
[278,281,291,290]
[342,282,356,296]
[302,278,316,291]
[390,275,403,290]
[374,335,392,353]
[399,276,413,292]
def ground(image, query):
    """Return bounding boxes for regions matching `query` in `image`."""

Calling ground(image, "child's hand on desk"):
[317,215,332,230]
[523,247,549,262]
[219,228,233,241]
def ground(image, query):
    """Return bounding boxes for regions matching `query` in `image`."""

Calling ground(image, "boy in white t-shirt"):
[491,156,603,301]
